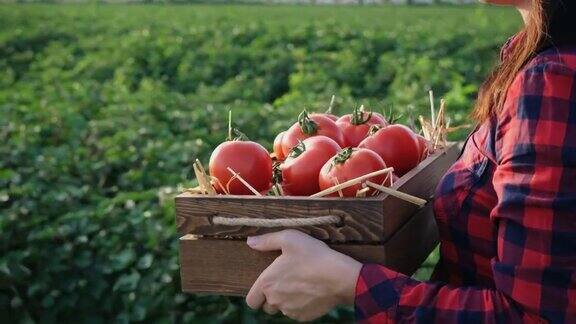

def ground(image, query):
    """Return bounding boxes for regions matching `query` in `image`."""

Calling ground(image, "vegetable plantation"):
[0,4,520,323]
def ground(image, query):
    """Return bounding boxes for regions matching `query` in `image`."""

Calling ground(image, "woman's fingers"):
[262,302,279,315]
[246,282,265,309]
[246,257,284,310]
[247,230,289,252]
[247,229,311,252]
[245,230,344,320]
[246,272,266,309]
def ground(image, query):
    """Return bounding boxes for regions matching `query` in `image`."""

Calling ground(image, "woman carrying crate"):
[245,0,576,322]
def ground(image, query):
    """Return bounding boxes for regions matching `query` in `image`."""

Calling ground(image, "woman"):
[245,0,576,322]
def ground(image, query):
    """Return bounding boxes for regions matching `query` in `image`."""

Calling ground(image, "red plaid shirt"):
[355,39,576,323]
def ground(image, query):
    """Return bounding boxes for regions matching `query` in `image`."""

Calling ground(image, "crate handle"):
[211,215,341,228]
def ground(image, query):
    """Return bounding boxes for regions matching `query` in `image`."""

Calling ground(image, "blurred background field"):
[0,3,520,323]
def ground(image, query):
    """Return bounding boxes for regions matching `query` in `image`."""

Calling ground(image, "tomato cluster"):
[207,107,429,197]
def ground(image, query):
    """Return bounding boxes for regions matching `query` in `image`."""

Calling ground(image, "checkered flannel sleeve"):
[354,62,576,323]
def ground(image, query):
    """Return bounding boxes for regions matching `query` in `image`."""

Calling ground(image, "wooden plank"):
[179,203,439,296]
[179,236,385,296]
[383,203,439,274]
[176,143,459,243]
[379,143,459,238]
[176,195,385,242]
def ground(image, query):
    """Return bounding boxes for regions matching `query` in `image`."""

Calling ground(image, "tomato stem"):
[272,161,283,184]
[368,124,383,136]
[386,107,403,125]
[232,128,249,141]
[333,147,354,165]
[298,110,318,135]
[227,110,233,141]
[325,95,336,114]
[225,110,249,141]
[288,140,306,159]
[351,105,372,125]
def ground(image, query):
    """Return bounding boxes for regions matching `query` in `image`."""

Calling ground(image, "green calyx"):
[368,124,383,136]
[227,128,249,141]
[351,105,372,125]
[288,140,306,159]
[298,110,318,135]
[333,147,354,165]
[226,109,250,141]
[385,107,402,125]
[272,161,283,184]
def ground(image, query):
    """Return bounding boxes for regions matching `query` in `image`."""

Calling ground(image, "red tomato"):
[281,136,341,196]
[318,148,389,197]
[209,141,273,195]
[273,131,286,161]
[281,110,344,156]
[358,124,421,176]
[336,108,387,147]
[416,134,429,162]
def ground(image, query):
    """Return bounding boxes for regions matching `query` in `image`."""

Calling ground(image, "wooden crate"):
[176,143,460,296]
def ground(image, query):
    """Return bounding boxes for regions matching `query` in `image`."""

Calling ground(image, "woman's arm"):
[356,61,576,323]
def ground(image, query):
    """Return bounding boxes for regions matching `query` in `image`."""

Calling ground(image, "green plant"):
[0,4,520,322]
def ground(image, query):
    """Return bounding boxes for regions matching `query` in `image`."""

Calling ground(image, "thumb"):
[247,230,293,252]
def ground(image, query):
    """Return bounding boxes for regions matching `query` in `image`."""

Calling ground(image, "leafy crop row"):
[0,4,519,322]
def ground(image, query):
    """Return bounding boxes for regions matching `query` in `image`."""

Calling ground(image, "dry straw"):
[226,167,262,196]
[310,167,394,198]
[188,161,427,207]
[365,181,427,207]
[421,91,471,153]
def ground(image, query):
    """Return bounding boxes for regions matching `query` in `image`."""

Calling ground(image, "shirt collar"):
[500,33,522,61]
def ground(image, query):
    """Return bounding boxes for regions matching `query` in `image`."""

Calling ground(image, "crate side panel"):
[381,143,460,238]
[179,237,386,296]
[176,196,384,242]
[384,203,440,275]
[179,237,278,296]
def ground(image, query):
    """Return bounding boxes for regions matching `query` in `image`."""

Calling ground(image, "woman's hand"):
[245,229,362,322]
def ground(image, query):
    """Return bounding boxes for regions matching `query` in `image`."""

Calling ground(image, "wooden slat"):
[383,203,440,274]
[179,203,438,296]
[176,195,384,242]
[176,143,459,243]
[379,143,459,239]
[179,236,385,296]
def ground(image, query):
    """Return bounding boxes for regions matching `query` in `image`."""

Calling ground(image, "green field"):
[0,4,520,323]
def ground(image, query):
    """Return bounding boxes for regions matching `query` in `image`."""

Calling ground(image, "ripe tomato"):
[281,110,344,156]
[336,107,387,147]
[273,131,286,161]
[318,148,389,197]
[416,134,429,162]
[358,124,421,176]
[209,140,273,195]
[281,136,341,196]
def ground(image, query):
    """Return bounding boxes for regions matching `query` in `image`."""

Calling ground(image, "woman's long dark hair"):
[472,1,576,122]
